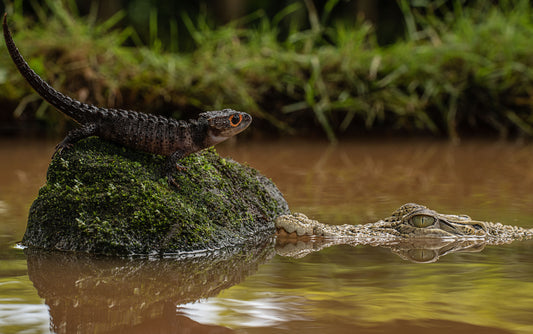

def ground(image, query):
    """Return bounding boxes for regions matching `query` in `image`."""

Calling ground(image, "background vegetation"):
[1,0,533,141]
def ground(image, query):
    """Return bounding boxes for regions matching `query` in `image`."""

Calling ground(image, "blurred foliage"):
[1,0,533,140]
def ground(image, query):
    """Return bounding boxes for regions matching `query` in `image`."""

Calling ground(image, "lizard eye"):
[410,215,436,228]
[229,114,243,127]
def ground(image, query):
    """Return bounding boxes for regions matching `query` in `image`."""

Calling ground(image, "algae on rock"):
[22,138,289,255]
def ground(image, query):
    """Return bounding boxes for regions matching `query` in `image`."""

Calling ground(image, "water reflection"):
[20,234,533,333]
[222,139,533,225]
[276,237,491,263]
[25,241,274,333]
[388,239,487,263]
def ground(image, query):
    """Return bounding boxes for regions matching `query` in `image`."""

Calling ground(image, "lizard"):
[2,14,252,186]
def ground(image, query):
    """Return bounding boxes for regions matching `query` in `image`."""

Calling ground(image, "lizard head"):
[200,109,252,146]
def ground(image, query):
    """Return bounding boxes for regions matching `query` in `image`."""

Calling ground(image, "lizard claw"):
[53,142,73,157]
[167,166,186,188]
[167,175,180,188]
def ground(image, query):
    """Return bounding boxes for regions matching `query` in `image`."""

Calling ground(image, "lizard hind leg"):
[54,123,98,156]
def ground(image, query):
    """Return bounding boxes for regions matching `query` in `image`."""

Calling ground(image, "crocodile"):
[3,14,252,185]
[275,203,533,261]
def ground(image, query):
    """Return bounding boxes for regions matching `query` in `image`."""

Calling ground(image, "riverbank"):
[1,1,533,141]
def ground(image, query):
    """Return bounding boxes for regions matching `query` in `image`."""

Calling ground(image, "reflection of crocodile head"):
[387,239,487,263]
[275,203,533,262]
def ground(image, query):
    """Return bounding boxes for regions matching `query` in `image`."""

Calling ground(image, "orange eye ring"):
[229,114,243,127]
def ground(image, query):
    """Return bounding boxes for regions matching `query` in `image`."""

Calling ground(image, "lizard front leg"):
[54,123,98,156]
[165,150,187,187]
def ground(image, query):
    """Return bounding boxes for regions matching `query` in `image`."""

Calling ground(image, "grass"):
[1,0,533,140]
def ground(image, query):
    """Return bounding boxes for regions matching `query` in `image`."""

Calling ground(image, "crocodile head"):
[275,203,533,261]
[380,203,488,238]
[200,109,252,146]
[275,203,491,240]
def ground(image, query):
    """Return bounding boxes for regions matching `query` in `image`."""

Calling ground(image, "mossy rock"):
[22,138,289,255]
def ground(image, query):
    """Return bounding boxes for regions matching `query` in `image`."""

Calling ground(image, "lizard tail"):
[3,13,95,123]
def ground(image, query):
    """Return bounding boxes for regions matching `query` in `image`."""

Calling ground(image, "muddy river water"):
[1,137,533,333]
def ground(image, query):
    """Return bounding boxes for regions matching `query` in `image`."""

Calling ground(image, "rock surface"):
[22,138,289,255]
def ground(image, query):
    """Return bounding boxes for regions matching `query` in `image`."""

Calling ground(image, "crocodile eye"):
[471,223,485,231]
[410,215,436,228]
[229,114,243,127]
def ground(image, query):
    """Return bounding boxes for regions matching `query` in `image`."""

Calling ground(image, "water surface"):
[1,137,533,333]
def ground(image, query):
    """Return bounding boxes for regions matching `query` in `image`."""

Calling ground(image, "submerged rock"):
[23,138,289,255]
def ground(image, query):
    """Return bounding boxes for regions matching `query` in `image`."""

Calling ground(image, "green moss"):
[23,138,289,255]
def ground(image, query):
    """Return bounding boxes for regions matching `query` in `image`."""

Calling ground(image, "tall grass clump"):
[1,0,533,140]
[0,0,144,131]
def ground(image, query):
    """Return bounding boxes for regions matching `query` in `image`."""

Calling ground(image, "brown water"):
[1,137,533,333]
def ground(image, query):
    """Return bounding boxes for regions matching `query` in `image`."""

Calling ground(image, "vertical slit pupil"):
[230,115,241,126]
